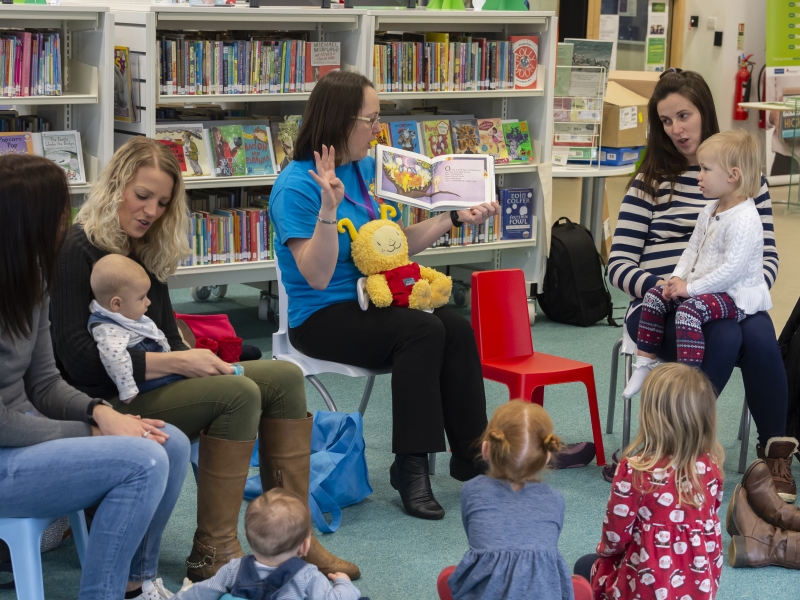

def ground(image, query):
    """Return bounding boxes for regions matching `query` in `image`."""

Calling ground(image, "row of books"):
[154,117,299,179]
[0,111,50,132]
[0,30,62,97]
[376,117,535,164]
[185,205,272,266]
[158,34,339,96]
[372,34,538,93]
[0,130,85,182]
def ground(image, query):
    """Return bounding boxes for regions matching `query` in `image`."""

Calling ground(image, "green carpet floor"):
[6,281,799,599]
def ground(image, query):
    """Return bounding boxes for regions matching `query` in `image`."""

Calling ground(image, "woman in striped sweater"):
[608,69,795,501]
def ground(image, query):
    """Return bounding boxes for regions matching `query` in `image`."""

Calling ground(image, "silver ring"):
[142,430,150,438]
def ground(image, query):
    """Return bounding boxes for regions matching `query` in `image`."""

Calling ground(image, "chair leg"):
[357,376,376,417]
[67,512,89,568]
[582,376,607,467]
[739,399,752,475]
[306,375,338,411]
[531,386,545,405]
[738,398,748,441]
[4,518,50,600]
[429,453,436,475]
[622,354,633,450]
[607,338,623,434]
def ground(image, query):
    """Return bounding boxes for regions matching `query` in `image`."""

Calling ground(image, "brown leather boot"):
[756,437,798,503]
[258,413,361,580]
[727,484,800,569]
[186,432,255,582]
[740,459,800,531]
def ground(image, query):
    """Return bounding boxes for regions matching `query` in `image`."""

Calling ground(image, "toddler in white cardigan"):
[88,254,181,402]
[623,130,772,399]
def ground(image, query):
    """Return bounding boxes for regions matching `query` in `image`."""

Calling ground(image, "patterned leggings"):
[638,285,746,367]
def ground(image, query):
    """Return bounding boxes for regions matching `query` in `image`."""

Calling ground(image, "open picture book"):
[375,145,495,211]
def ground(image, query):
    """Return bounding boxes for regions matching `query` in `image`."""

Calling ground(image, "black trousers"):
[290,302,488,456]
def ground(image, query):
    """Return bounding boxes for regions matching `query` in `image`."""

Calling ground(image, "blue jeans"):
[627,306,788,445]
[0,424,189,599]
[133,338,184,394]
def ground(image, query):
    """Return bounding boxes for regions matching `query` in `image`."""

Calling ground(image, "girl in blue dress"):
[447,401,574,600]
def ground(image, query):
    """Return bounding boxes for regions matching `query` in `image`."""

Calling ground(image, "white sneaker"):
[132,578,174,600]
[622,357,658,399]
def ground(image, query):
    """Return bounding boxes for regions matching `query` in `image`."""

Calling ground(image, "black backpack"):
[780,296,800,441]
[537,217,617,327]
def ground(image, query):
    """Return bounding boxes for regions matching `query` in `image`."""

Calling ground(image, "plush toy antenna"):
[337,218,358,241]
[380,204,397,221]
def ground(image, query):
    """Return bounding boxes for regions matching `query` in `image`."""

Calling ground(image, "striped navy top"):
[608,166,779,300]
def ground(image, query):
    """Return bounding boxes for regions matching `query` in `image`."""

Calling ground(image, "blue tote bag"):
[308,410,373,533]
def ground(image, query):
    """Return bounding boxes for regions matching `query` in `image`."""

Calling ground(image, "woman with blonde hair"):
[49,137,358,583]
[575,363,725,599]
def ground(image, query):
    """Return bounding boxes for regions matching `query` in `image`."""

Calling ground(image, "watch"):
[450,210,463,229]
[87,399,112,426]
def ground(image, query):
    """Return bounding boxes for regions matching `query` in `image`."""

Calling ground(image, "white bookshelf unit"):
[107,6,556,296]
[0,5,114,199]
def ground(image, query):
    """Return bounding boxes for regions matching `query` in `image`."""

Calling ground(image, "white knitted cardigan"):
[672,198,772,314]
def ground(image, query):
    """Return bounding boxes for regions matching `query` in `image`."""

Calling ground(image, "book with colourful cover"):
[40,131,84,183]
[450,118,481,154]
[0,132,34,156]
[270,115,302,172]
[154,124,212,177]
[420,120,453,158]
[210,124,246,177]
[375,144,494,211]
[499,187,534,240]
[477,118,508,164]
[242,124,277,176]
[509,36,539,90]
[502,120,534,163]
[304,41,340,92]
[374,122,392,148]
[113,46,134,122]
[389,121,420,153]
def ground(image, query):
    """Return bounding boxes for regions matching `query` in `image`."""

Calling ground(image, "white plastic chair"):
[606,304,752,473]
[271,262,436,473]
[0,512,89,600]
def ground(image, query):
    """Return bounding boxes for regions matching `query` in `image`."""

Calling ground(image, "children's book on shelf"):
[155,123,213,177]
[375,122,392,148]
[242,124,277,176]
[375,144,495,211]
[555,42,574,97]
[509,36,538,90]
[477,118,508,164]
[0,132,34,155]
[0,31,62,98]
[270,116,301,172]
[564,38,612,95]
[502,120,534,163]
[304,42,340,92]
[499,188,534,240]
[210,124,246,177]
[40,131,85,183]
[420,120,453,158]
[450,118,481,154]
[114,47,135,123]
[389,121,420,153]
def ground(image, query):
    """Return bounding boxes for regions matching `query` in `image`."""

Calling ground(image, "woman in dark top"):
[0,154,189,600]
[49,138,358,581]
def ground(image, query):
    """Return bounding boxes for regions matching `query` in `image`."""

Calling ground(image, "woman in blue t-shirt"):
[269,71,499,520]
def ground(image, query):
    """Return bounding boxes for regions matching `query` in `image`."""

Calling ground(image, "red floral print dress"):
[592,455,724,600]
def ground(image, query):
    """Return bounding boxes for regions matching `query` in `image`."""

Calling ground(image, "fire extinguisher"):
[733,54,755,121]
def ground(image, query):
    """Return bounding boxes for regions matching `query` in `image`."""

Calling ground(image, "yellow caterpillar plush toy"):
[338,205,452,311]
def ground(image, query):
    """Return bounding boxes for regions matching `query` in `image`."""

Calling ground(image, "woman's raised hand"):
[309,145,344,215]
[456,201,501,226]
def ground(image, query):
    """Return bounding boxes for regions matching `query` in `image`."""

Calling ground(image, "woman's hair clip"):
[659,67,683,79]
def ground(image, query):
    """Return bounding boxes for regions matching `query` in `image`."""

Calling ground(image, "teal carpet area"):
[6,281,799,599]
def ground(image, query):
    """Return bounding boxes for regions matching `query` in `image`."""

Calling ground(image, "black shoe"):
[449,454,489,482]
[390,454,445,520]
[554,442,596,470]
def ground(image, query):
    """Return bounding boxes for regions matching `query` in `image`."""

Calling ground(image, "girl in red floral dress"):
[576,363,725,600]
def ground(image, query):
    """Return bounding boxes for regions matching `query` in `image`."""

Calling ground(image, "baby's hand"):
[327,572,351,583]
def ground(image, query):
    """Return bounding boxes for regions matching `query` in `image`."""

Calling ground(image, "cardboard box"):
[608,70,661,99]
[603,81,648,148]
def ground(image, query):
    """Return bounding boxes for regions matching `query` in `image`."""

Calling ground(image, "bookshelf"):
[0,4,113,196]
[106,6,556,296]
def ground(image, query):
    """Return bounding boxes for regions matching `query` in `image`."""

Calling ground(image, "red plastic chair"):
[437,566,594,599]
[471,269,606,466]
